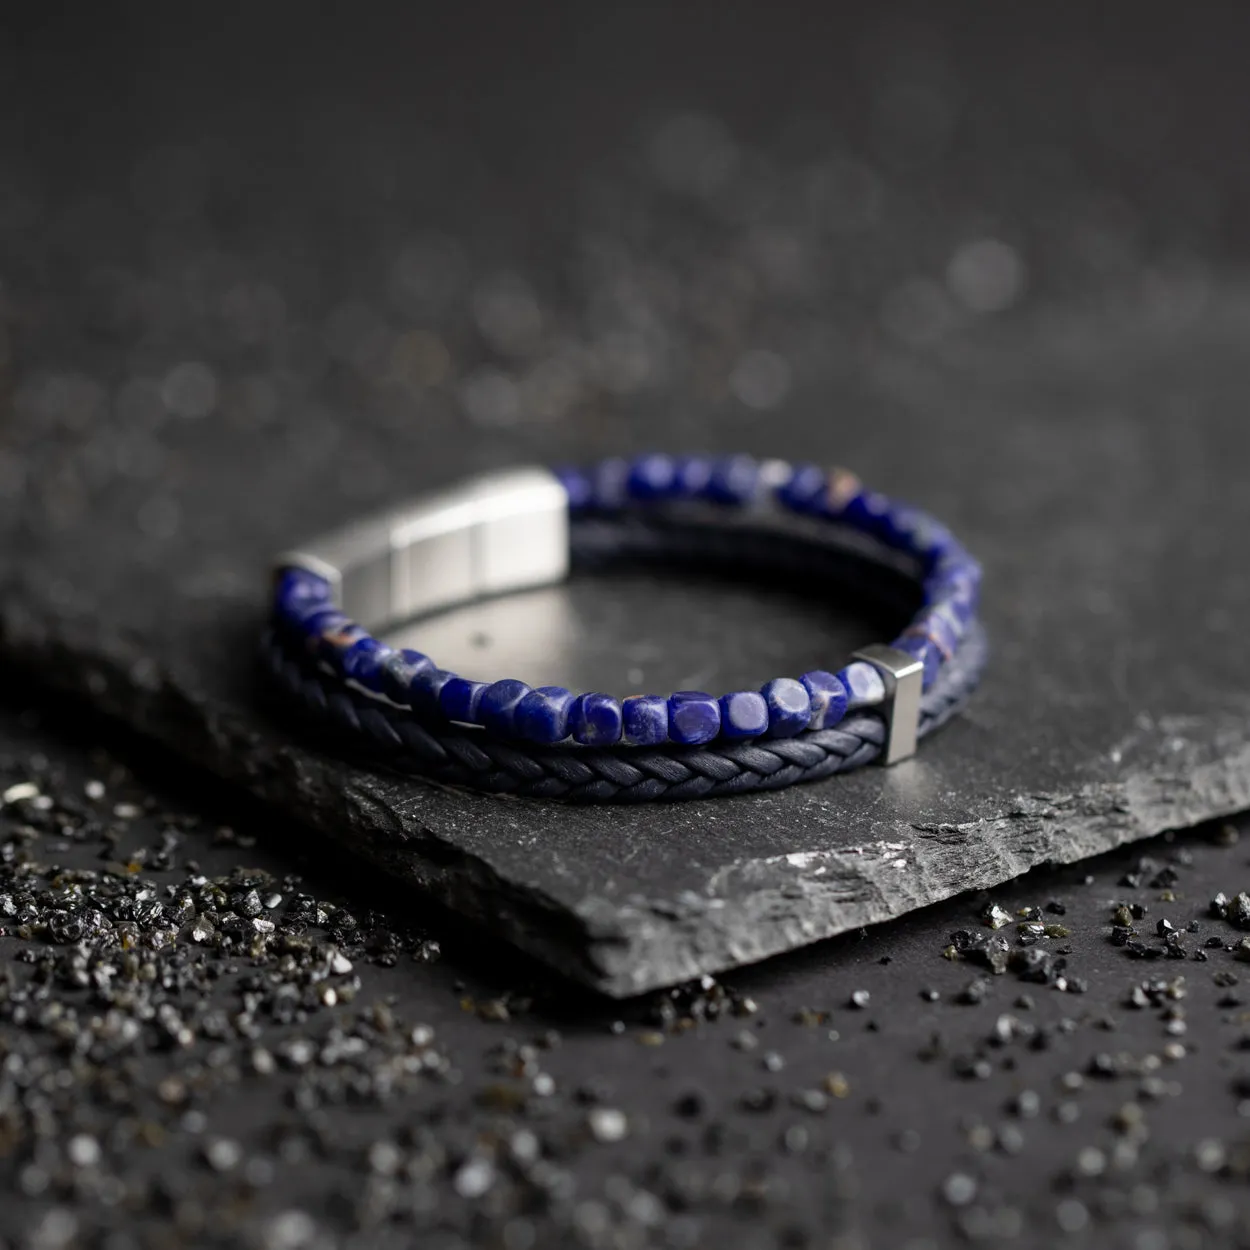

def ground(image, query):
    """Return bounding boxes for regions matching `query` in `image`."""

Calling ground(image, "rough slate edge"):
[7,598,1250,999]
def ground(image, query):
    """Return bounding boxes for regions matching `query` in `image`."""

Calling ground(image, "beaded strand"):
[271,454,981,748]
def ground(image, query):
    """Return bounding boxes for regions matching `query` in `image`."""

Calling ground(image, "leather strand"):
[259,620,985,803]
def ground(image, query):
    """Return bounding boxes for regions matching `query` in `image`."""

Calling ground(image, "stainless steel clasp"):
[277,467,570,630]
[850,644,924,765]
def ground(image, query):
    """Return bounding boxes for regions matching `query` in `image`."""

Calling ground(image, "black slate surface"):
[4,2,1250,995]
[4,690,1250,1250]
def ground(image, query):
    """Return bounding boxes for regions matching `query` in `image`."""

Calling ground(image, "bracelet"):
[262,455,986,802]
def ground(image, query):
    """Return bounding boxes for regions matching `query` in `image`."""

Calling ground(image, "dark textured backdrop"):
[4,2,1250,1246]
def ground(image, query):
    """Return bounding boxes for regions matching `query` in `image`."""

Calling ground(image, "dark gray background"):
[3,2,1250,1244]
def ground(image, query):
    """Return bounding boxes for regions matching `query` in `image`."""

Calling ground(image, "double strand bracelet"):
[262,454,987,802]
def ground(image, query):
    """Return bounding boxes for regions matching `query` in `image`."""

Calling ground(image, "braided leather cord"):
[260,517,988,803]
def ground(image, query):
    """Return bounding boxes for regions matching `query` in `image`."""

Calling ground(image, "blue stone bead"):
[673,454,714,499]
[776,463,826,514]
[929,548,982,588]
[818,466,862,517]
[706,455,760,506]
[554,464,594,511]
[887,503,944,554]
[274,568,333,627]
[298,607,348,644]
[668,691,721,744]
[300,610,351,656]
[875,503,928,553]
[924,564,977,601]
[380,648,436,705]
[905,604,962,661]
[440,676,489,724]
[841,489,897,544]
[409,667,455,715]
[924,568,980,624]
[516,686,575,743]
[275,565,331,602]
[278,599,332,634]
[590,457,630,511]
[719,690,768,739]
[627,453,679,500]
[622,695,669,745]
[893,635,942,691]
[316,619,369,665]
[479,679,532,736]
[570,692,623,746]
[935,599,968,646]
[836,662,886,710]
[891,508,957,567]
[800,671,848,730]
[341,638,391,692]
[761,677,811,737]
[924,548,978,584]
[947,583,980,625]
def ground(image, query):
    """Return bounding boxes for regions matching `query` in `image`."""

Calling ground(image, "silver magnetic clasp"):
[850,644,925,765]
[277,466,570,631]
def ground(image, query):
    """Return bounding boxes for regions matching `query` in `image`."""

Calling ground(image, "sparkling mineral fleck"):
[587,1108,629,1142]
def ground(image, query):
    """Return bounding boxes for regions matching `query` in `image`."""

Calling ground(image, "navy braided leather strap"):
[263,456,987,803]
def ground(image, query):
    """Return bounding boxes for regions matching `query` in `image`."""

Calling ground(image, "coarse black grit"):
[2,693,1250,1250]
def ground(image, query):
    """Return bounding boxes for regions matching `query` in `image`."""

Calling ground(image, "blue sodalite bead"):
[841,489,898,545]
[590,457,630,511]
[925,580,978,622]
[275,565,330,602]
[516,686,575,744]
[706,454,760,505]
[380,649,436,705]
[924,558,981,624]
[305,612,355,660]
[818,467,862,518]
[317,620,369,665]
[570,693,623,746]
[905,603,962,661]
[628,453,679,500]
[409,667,455,715]
[719,690,769,739]
[341,637,391,693]
[879,502,930,552]
[554,464,594,512]
[837,661,886,710]
[893,635,942,691]
[776,463,826,514]
[761,677,811,737]
[622,695,669,745]
[673,454,714,499]
[302,609,351,653]
[944,582,980,626]
[800,671,848,730]
[891,507,957,568]
[668,691,721,744]
[274,568,333,629]
[440,676,489,724]
[479,679,533,737]
[927,548,982,591]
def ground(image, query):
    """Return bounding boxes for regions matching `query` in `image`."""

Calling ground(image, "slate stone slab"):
[3,1,1250,995]
[8,319,1250,995]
